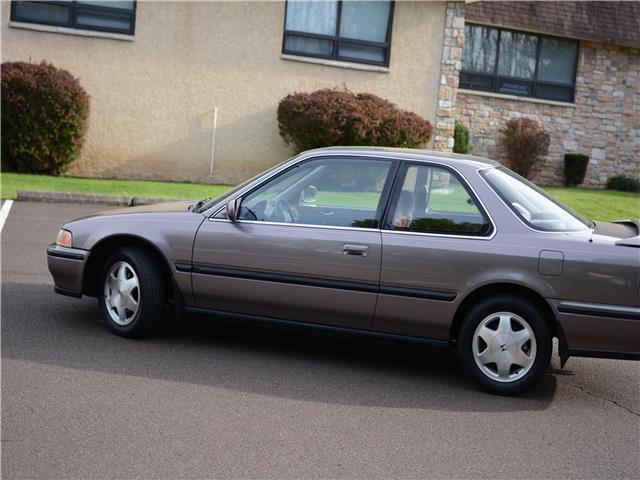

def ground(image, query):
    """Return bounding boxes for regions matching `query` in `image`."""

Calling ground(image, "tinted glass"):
[498,31,538,79]
[538,37,578,84]
[387,165,491,236]
[463,24,498,73]
[537,83,573,102]
[338,43,385,63]
[284,35,334,56]
[459,72,494,91]
[14,1,71,24]
[497,78,533,96]
[285,0,337,35]
[80,1,134,9]
[339,1,391,43]
[240,159,392,228]
[76,9,132,31]
[482,167,592,232]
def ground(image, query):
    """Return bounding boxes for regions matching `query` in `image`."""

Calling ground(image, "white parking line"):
[0,200,14,233]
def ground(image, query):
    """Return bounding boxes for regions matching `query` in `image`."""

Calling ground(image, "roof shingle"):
[465,1,640,48]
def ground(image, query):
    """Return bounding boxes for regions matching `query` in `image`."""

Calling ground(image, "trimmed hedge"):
[1,61,90,175]
[501,118,550,179]
[453,120,470,154]
[563,153,590,186]
[277,88,433,152]
[606,175,640,193]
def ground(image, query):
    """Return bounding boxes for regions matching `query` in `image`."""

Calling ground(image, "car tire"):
[98,247,166,338]
[458,295,552,396]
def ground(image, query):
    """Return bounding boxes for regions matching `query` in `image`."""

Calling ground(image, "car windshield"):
[481,166,593,232]
[193,156,298,213]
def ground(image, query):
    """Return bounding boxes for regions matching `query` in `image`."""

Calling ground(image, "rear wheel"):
[458,295,552,395]
[99,247,166,338]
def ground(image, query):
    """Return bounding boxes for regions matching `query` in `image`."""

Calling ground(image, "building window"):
[282,0,394,67]
[460,24,578,102]
[11,1,136,35]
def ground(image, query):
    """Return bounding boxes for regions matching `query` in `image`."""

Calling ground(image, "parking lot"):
[2,201,639,479]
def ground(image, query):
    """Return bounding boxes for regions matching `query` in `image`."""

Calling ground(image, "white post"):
[209,107,218,179]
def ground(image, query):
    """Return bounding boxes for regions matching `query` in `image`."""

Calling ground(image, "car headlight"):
[56,229,73,248]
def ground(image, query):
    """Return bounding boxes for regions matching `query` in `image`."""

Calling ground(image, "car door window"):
[385,164,492,236]
[239,158,393,228]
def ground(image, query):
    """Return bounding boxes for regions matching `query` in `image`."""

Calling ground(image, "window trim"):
[235,155,401,230]
[460,23,579,103]
[381,161,495,238]
[281,0,395,67]
[10,1,137,36]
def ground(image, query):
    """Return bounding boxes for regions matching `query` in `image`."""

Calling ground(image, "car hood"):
[98,200,196,216]
[64,201,198,224]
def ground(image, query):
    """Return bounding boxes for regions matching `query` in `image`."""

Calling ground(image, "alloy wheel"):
[104,261,140,326]
[472,311,537,383]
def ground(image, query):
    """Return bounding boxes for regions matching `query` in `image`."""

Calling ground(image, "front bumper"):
[47,243,90,298]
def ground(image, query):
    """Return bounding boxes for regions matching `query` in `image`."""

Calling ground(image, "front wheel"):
[458,295,552,396]
[99,247,166,338]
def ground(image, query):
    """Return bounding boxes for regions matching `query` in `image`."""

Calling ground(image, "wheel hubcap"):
[472,311,537,383]
[104,261,140,326]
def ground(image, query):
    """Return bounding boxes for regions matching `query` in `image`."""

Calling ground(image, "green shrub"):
[453,120,470,154]
[563,153,590,186]
[606,175,640,193]
[277,88,433,153]
[501,118,550,179]
[1,61,90,175]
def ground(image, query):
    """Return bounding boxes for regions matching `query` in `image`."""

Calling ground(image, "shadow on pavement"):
[2,282,557,411]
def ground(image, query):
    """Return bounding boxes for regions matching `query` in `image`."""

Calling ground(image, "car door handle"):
[343,244,369,256]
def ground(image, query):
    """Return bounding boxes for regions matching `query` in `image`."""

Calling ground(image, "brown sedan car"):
[47,147,640,395]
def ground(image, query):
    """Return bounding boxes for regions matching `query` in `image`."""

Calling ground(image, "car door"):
[374,162,494,340]
[192,156,397,330]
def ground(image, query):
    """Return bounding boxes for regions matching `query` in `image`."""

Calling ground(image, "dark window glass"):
[11,0,136,35]
[239,159,392,229]
[462,24,498,73]
[283,0,393,67]
[459,72,494,91]
[538,37,578,84]
[497,78,533,96]
[386,164,492,236]
[536,84,573,102]
[461,24,578,102]
[497,31,537,79]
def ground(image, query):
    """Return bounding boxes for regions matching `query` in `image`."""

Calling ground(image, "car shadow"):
[2,282,557,411]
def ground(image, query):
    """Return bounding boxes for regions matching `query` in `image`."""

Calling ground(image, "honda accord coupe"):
[47,147,640,395]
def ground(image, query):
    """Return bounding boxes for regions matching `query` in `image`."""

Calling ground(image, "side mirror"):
[226,197,242,222]
[302,185,318,204]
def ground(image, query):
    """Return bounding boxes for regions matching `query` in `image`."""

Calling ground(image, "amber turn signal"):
[56,229,72,248]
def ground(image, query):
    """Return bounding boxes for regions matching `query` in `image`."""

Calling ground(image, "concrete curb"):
[16,190,187,206]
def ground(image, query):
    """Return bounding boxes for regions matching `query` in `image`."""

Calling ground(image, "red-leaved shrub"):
[501,118,550,179]
[1,61,90,175]
[277,88,433,152]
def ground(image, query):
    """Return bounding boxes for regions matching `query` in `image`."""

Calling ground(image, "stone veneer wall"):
[455,41,640,187]
[433,1,465,152]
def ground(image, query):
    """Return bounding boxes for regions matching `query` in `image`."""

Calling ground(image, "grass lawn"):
[0,172,232,201]
[1,172,638,222]
[543,186,639,222]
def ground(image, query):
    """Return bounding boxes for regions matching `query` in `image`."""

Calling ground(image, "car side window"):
[385,164,492,236]
[239,158,393,228]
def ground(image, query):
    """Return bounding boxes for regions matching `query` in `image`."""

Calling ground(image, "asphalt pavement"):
[1,201,639,479]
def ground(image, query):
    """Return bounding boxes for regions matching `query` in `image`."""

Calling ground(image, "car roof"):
[301,146,500,169]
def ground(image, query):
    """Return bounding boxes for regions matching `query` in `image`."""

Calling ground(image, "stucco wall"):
[1,1,446,184]
[455,41,640,187]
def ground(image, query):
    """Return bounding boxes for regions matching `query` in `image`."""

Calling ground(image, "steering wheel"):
[275,199,296,223]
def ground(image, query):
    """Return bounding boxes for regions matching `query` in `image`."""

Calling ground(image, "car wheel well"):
[83,235,174,301]
[450,283,558,344]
